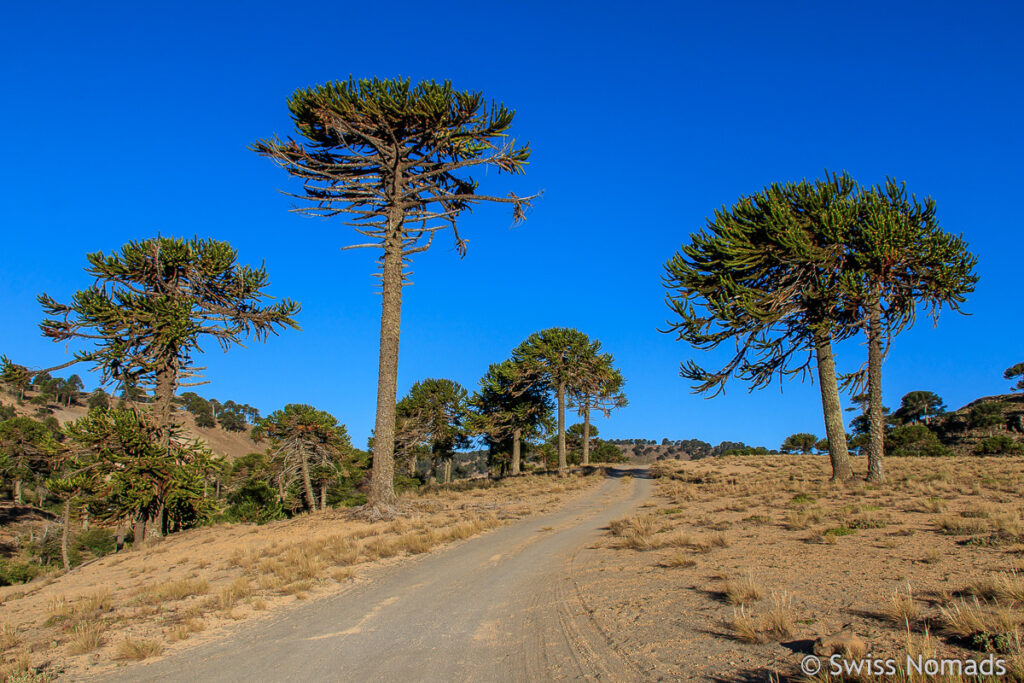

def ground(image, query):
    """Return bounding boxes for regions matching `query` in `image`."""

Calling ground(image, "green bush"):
[975,434,1024,456]
[0,560,43,585]
[75,527,117,557]
[885,423,951,457]
[223,480,285,525]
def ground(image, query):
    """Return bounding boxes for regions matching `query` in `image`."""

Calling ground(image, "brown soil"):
[570,455,1024,681]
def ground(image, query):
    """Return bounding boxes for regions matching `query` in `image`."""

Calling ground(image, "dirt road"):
[98,468,654,682]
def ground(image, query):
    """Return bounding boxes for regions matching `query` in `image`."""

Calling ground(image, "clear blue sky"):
[2,1,1021,451]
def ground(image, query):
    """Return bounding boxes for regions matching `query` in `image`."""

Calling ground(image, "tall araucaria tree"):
[662,172,861,481]
[845,180,977,483]
[252,78,535,518]
[35,237,300,438]
[569,346,627,466]
[468,359,552,477]
[512,328,594,474]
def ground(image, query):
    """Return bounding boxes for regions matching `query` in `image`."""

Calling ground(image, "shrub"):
[223,481,285,525]
[0,561,42,586]
[885,424,951,457]
[976,434,1023,456]
[75,527,116,558]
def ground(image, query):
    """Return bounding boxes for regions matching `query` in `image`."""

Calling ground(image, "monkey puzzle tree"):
[512,328,595,474]
[468,359,552,476]
[0,416,59,504]
[569,347,627,466]
[662,173,860,481]
[35,237,299,438]
[892,391,946,425]
[395,379,469,485]
[252,78,534,517]
[780,433,818,455]
[844,180,977,482]
[1003,362,1024,391]
[251,404,354,512]
[62,407,216,542]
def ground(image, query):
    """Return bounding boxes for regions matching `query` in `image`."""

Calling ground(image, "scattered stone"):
[812,627,867,658]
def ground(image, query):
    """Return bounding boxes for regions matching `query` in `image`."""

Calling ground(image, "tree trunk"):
[511,428,522,476]
[866,293,885,483]
[320,482,328,511]
[813,330,854,481]
[151,502,165,538]
[557,381,567,474]
[299,457,316,511]
[61,498,71,572]
[134,515,146,546]
[367,210,404,518]
[443,456,453,485]
[14,478,22,504]
[582,403,592,466]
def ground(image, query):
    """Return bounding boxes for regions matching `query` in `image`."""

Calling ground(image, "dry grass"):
[114,638,164,661]
[659,552,697,569]
[0,623,19,651]
[722,572,764,605]
[882,583,921,626]
[729,606,767,643]
[66,622,104,655]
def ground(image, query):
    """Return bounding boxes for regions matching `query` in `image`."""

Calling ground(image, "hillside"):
[7,393,260,463]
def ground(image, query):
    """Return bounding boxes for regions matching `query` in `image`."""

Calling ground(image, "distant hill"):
[8,391,260,462]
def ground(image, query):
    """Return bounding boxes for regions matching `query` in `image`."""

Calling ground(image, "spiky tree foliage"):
[37,237,300,437]
[395,379,470,485]
[569,346,627,466]
[512,328,595,474]
[0,417,59,504]
[892,391,946,424]
[468,359,552,477]
[0,359,31,401]
[252,77,534,518]
[662,172,860,481]
[62,408,216,541]
[780,433,818,455]
[251,404,354,512]
[845,180,977,482]
[1004,362,1024,391]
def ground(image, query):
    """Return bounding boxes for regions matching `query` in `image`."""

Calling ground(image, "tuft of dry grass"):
[145,578,208,603]
[0,623,19,652]
[659,553,697,569]
[115,638,164,661]
[729,606,767,643]
[938,597,1018,638]
[66,622,104,655]
[882,583,920,626]
[723,572,764,605]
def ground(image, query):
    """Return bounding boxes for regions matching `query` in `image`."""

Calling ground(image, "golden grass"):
[66,622,104,655]
[762,591,795,639]
[114,638,164,661]
[659,552,697,569]
[882,584,920,626]
[723,572,764,606]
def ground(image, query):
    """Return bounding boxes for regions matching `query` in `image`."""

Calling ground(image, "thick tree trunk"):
[61,498,71,572]
[582,403,591,466]
[443,457,452,485]
[367,211,404,518]
[14,478,22,504]
[320,482,328,511]
[813,330,854,482]
[134,515,146,546]
[511,428,522,476]
[299,457,316,511]
[557,381,567,474]
[866,293,885,483]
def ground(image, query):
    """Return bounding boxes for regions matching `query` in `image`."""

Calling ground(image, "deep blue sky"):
[2,1,1022,450]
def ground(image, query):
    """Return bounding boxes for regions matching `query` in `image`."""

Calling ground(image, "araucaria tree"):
[662,173,860,481]
[569,346,627,466]
[37,237,300,436]
[512,328,595,474]
[395,379,469,485]
[845,179,977,482]
[251,404,354,512]
[252,78,534,518]
[469,359,552,476]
